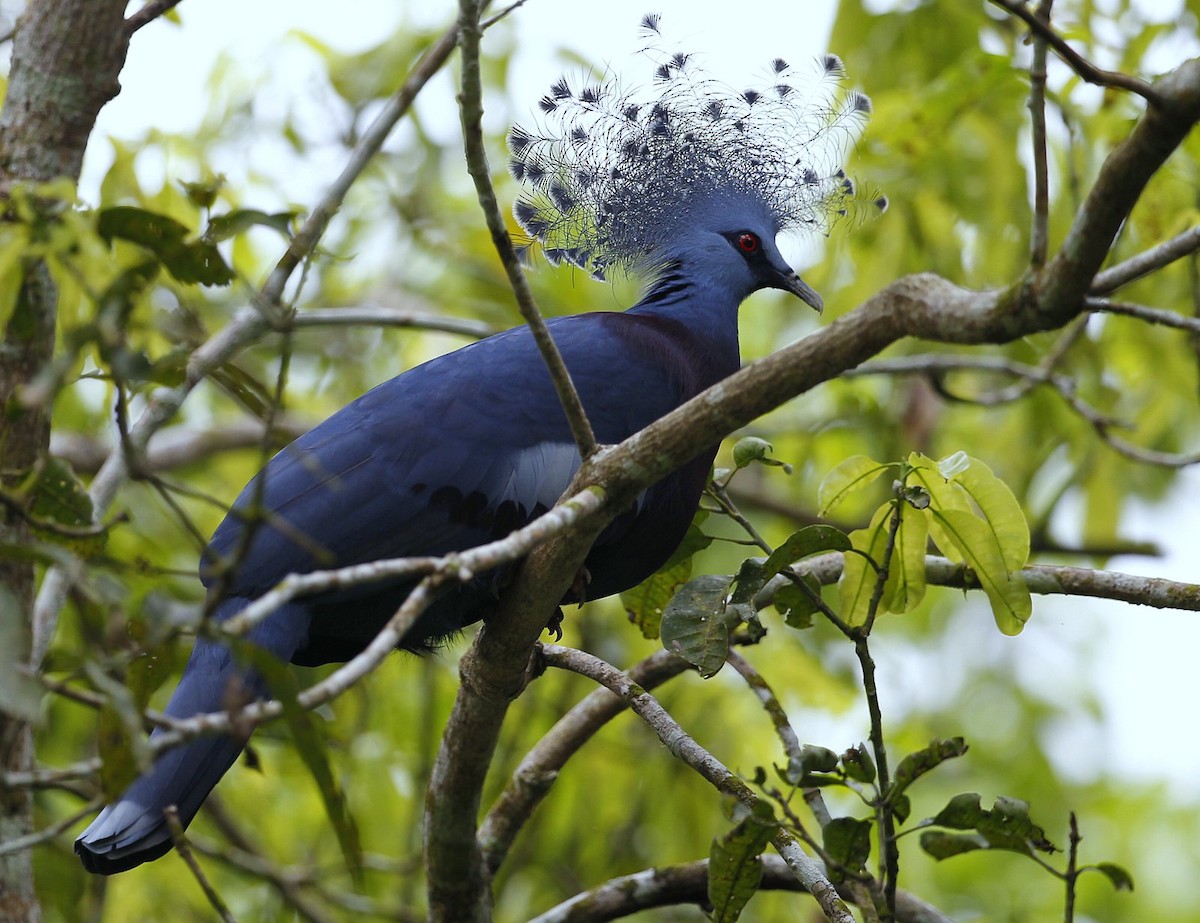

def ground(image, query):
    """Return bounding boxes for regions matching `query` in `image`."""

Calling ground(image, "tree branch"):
[455,0,597,459]
[988,0,1165,106]
[526,855,953,923]
[539,645,855,922]
[757,554,1200,613]
[1091,225,1200,294]
[479,649,694,874]
[123,0,183,35]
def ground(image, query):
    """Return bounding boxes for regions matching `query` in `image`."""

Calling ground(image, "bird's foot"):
[544,607,565,642]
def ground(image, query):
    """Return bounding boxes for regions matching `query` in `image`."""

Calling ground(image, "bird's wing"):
[203,315,688,597]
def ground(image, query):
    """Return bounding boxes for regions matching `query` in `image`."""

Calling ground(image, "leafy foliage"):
[6,2,1200,922]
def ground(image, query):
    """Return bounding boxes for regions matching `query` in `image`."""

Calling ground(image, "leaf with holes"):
[661,574,734,677]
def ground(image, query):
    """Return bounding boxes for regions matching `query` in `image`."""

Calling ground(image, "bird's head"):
[656,193,824,311]
[508,16,884,307]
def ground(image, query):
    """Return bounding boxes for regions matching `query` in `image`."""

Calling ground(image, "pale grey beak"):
[777,271,824,314]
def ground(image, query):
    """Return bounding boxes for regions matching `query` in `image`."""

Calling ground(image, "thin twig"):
[851,353,1200,468]
[855,504,903,916]
[480,648,694,874]
[291,305,497,338]
[540,644,854,923]
[124,0,183,35]
[1087,295,1200,334]
[726,649,802,763]
[456,0,597,459]
[1028,0,1053,269]
[1064,811,1081,923]
[165,806,238,923]
[988,0,1165,106]
[1091,225,1200,293]
[753,553,1200,613]
[0,796,103,856]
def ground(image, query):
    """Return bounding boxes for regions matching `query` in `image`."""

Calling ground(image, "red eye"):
[737,232,760,253]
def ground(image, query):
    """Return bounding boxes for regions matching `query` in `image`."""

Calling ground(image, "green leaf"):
[838,504,891,627]
[1088,862,1135,892]
[818,455,891,517]
[920,830,988,860]
[97,205,234,286]
[179,176,225,209]
[840,744,876,784]
[621,518,712,639]
[28,457,94,527]
[763,525,852,576]
[889,497,928,613]
[622,556,693,640]
[942,455,1030,572]
[731,436,791,473]
[822,816,873,882]
[928,792,1055,856]
[661,574,734,678]
[930,509,1032,634]
[784,744,840,784]
[204,208,297,243]
[774,578,822,629]
[85,662,149,797]
[708,803,777,923]
[888,738,968,803]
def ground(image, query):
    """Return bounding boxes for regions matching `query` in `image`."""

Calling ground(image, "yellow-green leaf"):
[945,456,1029,572]
[931,509,1032,634]
[891,501,929,613]
[907,453,974,564]
[838,505,892,626]
[818,455,891,517]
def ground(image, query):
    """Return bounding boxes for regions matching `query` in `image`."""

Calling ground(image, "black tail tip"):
[75,835,172,875]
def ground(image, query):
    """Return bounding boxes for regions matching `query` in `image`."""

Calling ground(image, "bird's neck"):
[629,261,743,363]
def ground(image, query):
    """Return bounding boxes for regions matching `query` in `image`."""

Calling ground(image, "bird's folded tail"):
[74,602,308,875]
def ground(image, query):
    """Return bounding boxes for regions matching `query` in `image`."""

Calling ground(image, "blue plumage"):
[76,25,879,874]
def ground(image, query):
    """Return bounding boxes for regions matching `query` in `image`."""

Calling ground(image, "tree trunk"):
[0,2,128,919]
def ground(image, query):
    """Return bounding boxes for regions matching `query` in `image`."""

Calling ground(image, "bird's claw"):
[545,607,565,642]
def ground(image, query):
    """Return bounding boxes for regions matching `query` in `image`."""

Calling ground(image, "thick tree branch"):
[1038,60,1200,320]
[0,3,129,918]
[526,855,953,923]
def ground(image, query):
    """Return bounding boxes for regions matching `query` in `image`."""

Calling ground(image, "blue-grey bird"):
[76,17,882,874]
